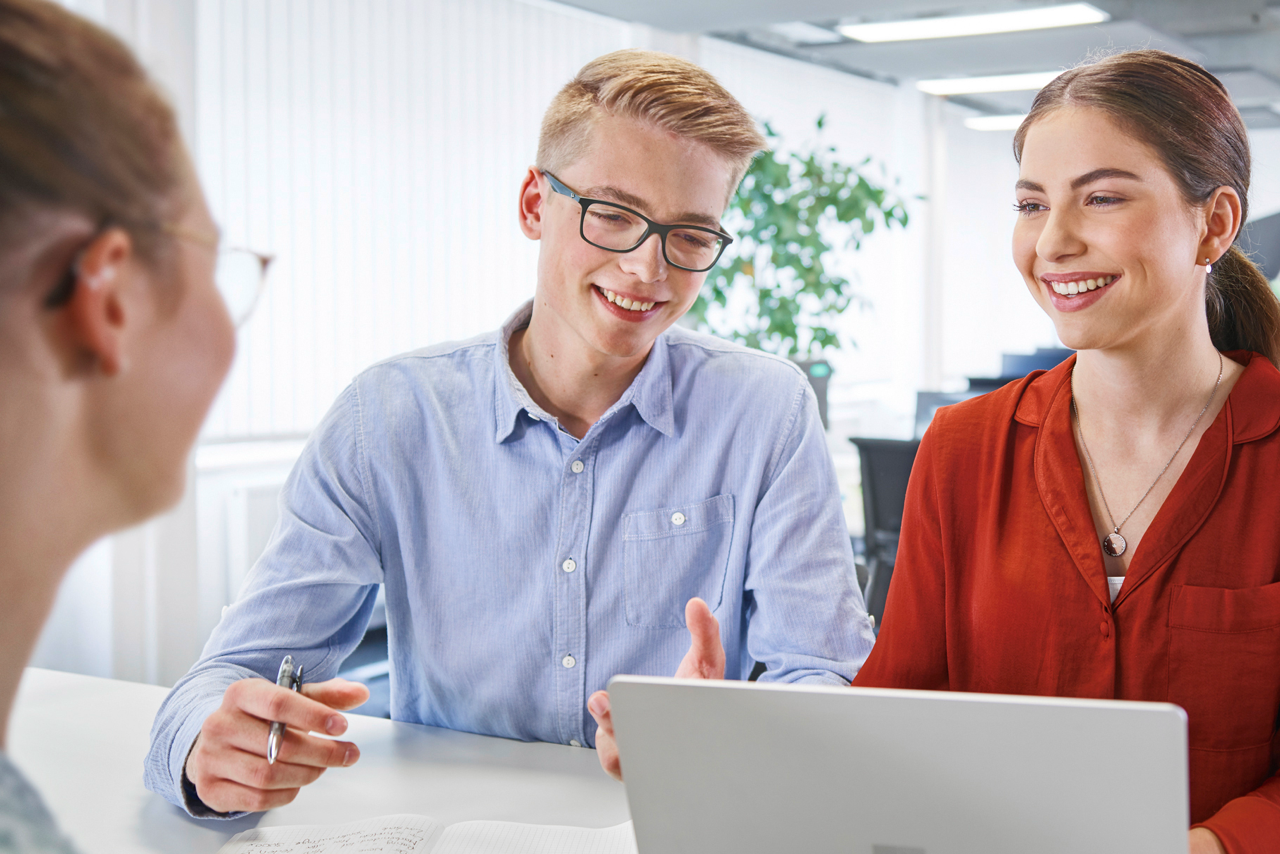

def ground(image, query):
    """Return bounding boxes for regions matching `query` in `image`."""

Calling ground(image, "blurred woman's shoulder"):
[0,754,81,854]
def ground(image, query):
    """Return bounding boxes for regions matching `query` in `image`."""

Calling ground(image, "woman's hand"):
[1189,827,1226,854]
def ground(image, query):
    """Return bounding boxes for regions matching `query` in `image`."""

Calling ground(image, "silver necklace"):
[1071,352,1223,558]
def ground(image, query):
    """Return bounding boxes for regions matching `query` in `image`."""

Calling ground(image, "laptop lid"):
[609,676,1188,854]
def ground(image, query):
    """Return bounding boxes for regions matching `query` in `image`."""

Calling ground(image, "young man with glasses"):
[146,49,875,815]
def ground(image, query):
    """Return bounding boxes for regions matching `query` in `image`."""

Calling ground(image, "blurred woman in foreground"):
[0,0,236,849]
[854,50,1280,854]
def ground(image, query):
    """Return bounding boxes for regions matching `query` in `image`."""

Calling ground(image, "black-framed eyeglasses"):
[542,170,733,273]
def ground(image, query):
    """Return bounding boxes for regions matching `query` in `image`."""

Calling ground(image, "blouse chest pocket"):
[623,494,735,628]
[1167,582,1280,750]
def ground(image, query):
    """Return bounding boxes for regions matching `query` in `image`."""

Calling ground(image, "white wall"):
[935,109,1059,385]
[1251,128,1280,220]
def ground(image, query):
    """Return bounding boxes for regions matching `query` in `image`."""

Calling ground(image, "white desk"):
[10,668,630,854]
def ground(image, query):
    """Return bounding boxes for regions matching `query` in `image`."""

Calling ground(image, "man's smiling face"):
[522,112,736,364]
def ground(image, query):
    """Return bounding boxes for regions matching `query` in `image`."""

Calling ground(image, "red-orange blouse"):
[853,352,1280,853]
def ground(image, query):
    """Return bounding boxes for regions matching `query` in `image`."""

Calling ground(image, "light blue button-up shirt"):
[146,302,875,813]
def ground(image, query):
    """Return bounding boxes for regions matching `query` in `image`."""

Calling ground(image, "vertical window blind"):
[196,0,630,440]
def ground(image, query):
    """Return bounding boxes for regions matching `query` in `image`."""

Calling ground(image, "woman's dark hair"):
[0,0,183,262]
[1014,49,1280,366]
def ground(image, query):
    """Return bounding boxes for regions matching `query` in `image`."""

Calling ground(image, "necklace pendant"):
[1102,531,1127,557]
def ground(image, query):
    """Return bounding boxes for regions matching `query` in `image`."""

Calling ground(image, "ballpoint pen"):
[267,654,304,765]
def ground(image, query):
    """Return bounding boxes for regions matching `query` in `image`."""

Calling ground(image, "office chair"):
[848,437,920,631]
[914,390,980,439]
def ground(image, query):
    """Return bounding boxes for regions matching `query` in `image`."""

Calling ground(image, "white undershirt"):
[1107,576,1124,603]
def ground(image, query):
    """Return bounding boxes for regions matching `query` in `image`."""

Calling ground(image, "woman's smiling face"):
[1013,105,1211,353]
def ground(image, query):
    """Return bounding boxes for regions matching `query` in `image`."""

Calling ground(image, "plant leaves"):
[688,116,910,359]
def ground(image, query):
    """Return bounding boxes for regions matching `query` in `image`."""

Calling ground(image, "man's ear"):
[518,167,545,241]
[61,227,135,377]
[1198,186,1242,267]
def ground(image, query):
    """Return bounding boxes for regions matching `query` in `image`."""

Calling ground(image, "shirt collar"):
[492,300,676,442]
[494,301,537,443]
[626,332,676,437]
[1221,351,1280,443]
[1013,350,1280,445]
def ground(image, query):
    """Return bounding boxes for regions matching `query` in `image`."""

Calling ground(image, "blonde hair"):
[537,49,765,193]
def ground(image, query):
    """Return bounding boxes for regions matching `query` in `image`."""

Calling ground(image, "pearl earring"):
[1204,257,1212,275]
[85,266,117,291]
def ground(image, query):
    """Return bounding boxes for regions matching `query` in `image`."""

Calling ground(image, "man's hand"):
[588,597,725,781]
[185,676,370,814]
[1188,828,1226,854]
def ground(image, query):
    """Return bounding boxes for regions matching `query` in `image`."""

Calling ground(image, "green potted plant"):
[688,117,911,427]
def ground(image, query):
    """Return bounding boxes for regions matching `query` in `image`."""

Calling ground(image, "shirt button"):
[570,739,582,748]
[671,512,686,526]
[1100,620,1110,639]
[562,558,577,573]
[562,654,576,669]
[571,460,584,474]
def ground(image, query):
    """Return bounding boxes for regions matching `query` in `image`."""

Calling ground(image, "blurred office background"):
[31,0,1280,706]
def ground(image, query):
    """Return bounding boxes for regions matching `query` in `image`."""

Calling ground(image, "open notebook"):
[217,814,637,854]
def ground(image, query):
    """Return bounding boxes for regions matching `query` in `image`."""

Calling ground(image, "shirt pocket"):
[623,494,735,628]
[1167,582,1280,749]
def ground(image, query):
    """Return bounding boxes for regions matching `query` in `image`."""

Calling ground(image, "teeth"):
[601,288,655,312]
[1050,275,1117,296]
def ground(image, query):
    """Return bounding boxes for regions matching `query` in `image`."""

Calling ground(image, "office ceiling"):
[559,0,1280,127]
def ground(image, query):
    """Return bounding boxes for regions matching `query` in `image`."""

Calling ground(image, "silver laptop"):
[609,676,1188,854]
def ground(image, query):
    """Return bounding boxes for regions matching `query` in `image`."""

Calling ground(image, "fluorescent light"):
[917,70,1062,96]
[767,22,844,45]
[965,114,1028,131]
[839,3,1108,43]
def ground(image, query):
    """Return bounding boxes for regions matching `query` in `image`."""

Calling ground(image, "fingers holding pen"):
[227,677,353,738]
[186,676,365,814]
[201,706,360,768]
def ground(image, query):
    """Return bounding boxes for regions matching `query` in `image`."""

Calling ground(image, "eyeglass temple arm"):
[541,170,580,202]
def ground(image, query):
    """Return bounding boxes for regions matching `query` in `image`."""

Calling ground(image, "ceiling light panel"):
[918,71,1062,96]
[838,3,1109,43]
[818,21,1201,82]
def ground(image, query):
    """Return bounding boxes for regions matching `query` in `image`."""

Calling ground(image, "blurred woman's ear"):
[58,227,135,377]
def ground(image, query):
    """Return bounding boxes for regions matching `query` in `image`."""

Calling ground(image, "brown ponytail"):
[1014,50,1280,366]
[0,0,183,260]
[1206,245,1280,360]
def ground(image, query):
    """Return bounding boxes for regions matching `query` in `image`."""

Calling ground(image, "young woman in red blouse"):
[853,51,1280,854]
